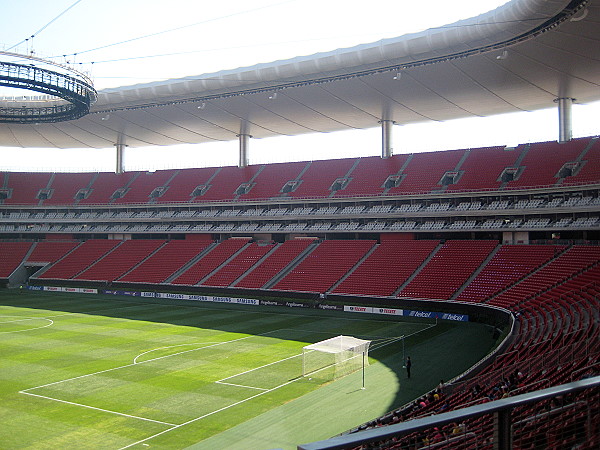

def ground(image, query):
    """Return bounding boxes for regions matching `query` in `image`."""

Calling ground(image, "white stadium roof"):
[0,0,598,150]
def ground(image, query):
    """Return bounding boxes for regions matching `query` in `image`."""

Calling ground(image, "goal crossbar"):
[302,335,371,378]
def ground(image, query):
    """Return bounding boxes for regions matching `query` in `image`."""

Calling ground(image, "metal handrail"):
[298,376,600,450]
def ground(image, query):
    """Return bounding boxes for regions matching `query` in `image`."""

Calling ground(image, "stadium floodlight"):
[302,335,371,383]
[0,51,97,123]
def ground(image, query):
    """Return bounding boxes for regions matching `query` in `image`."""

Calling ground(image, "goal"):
[302,335,371,380]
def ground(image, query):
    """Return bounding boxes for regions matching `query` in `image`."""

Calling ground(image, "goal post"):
[302,335,371,380]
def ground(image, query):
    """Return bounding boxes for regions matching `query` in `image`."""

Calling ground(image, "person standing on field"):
[406,356,412,379]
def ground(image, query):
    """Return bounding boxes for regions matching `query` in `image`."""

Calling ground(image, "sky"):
[1,0,599,172]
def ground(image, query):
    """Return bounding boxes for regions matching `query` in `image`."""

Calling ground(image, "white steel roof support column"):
[237,133,251,168]
[115,134,127,174]
[555,97,575,143]
[380,120,395,159]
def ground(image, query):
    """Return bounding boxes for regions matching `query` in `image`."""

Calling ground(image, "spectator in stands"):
[431,427,446,443]
[405,356,412,379]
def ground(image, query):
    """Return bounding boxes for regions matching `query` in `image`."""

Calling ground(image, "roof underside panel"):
[1,0,598,149]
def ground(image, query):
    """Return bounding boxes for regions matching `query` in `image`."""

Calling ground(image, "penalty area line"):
[215,381,268,391]
[118,375,303,450]
[19,391,177,427]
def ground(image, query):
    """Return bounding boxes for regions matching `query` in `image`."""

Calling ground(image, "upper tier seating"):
[333,155,409,197]
[26,241,79,264]
[2,172,52,205]
[0,242,33,278]
[388,149,465,194]
[38,240,121,279]
[445,146,520,192]
[506,138,588,188]
[171,238,250,285]
[273,239,376,293]
[43,173,96,205]
[113,170,177,204]
[74,240,166,282]
[195,166,262,202]
[563,137,600,186]
[118,239,213,284]
[238,161,308,200]
[234,239,314,289]
[0,136,598,205]
[156,167,219,203]
[332,240,439,296]
[78,172,136,204]
[201,242,275,287]
[398,240,498,300]
[287,158,357,198]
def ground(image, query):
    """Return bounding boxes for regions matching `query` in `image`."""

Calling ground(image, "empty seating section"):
[273,240,376,293]
[171,238,250,285]
[240,161,307,200]
[196,166,261,202]
[235,239,314,289]
[26,241,79,264]
[287,158,356,198]
[0,242,33,278]
[201,242,275,287]
[507,139,587,188]
[0,137,598,206]
[113,170,176,204]
[388,149,465,194]
[79,172,136,204]
[333,155,409,197]
[398,240,498,300]
[156,167,218,202]
[456,245,564,303]
[75,240,166,281]
[43,173,95,205]
[446,146,520,191]
[488,245,600,308]
[564,138,600,185]
[3,172,52,204]
[39,240,121,279]
[332,240,439,296]
[119,239,213,284]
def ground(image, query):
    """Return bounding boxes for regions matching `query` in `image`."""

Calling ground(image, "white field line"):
[133,343,222,364]
[0,303,158,334]
[214,351,304,390]
[0,316,49,324]
[119,374,304,450]
[18,330,286,427]
[217,352,302,383]
[21,333,262,393]
[215,381,268,391]
[119,326,421,449]
[0,317,54,334]
[20,391,176,426]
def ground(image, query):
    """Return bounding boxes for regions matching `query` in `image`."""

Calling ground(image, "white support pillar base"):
[237,133,251,168]
[379,119,395,159]
[114,141,127,174]
[554,97,575,143]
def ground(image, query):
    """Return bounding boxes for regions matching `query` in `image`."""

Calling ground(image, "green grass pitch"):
[0,290,496,449]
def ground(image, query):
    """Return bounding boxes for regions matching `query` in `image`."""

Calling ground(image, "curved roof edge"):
[94,0,587,112]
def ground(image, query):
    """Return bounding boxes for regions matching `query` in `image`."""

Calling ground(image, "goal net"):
[302,335,371,380]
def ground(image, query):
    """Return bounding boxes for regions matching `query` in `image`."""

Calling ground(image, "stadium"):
[0,0,599,449]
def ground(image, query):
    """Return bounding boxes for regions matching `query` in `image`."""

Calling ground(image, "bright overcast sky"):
[1,0,599,172]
